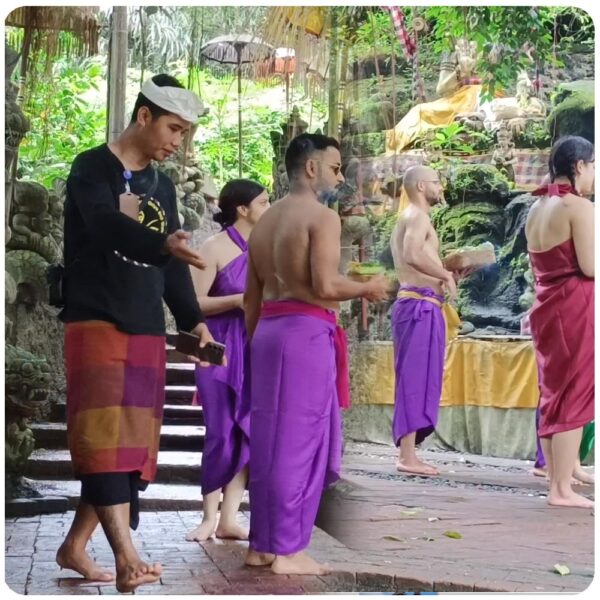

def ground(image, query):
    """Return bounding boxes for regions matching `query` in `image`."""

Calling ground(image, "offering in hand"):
[442,242,496,272]
[347,261,386,282]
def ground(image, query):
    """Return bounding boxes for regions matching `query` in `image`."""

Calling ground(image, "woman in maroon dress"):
[526,135,594,508]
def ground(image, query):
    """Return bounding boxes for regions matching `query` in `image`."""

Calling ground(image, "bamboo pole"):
[106,6,128,143]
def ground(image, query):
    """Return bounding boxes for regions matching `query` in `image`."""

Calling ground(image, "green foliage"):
[197,106,283,188]
[415,123,495,154]
[190,68,326,189]
[350,9,403,64]
[421,7,575,100]
[445,164,511,205]
[547,84,595,143]
[18,57,106,188]
[514,120,552,149]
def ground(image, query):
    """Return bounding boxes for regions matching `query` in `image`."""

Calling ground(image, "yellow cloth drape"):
[385,85,482,154]
[442,303,461,342]
[441,338,539,409]
[350,338,539,409]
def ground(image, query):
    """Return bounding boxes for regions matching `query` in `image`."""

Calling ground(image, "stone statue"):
[47,181,66,248]
[7,180,62,264]
[492,122,518,183]
[5,344,52,491]
[437,38,479,97]
[5,44,30,244]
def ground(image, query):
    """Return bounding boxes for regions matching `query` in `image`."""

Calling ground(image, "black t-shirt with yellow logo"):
[61,143,203,335]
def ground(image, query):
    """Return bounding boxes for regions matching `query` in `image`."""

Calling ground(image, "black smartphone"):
[175,331,226,365]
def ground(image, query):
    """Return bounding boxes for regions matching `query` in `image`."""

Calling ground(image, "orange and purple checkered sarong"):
[64,320,166,483]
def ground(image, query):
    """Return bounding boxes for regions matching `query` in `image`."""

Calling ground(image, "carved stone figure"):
[7,180,62,264]
[5,44,31,244]
[492,123,518,182]
[5,344,52,489]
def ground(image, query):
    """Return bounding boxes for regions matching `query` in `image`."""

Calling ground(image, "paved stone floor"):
[318,443,595,593]
[4,442,595,594]
[4,512,358,595]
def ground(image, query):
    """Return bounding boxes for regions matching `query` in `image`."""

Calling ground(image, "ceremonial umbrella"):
[200,34,273,177]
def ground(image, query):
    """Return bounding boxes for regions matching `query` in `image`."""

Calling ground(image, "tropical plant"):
[420,6,591,100]
[414,123,494,154]
[17,56,106,187]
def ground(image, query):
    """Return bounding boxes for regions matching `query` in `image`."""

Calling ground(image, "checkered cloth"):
[384,7,416,58]
[65,320,166,482]
[513,150,551,189]
[364,149,551,191]
[382,6,426,102]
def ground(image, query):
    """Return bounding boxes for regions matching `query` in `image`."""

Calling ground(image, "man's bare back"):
[391,204,445,296]
[249,194,341,311]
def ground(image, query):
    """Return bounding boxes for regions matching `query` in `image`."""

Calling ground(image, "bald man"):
[389,166,457,475]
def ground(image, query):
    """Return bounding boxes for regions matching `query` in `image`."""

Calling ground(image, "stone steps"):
[31,423,205,451]
[166,362,196,385]
[25,355,208,512]
[26,449,203,484]
[22,478,249,512]
[51,402,204,426]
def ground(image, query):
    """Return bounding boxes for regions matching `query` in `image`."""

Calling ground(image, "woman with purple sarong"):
[185,179,270,541]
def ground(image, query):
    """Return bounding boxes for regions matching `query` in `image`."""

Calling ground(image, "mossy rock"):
[431,203,505,255]
[548,80,594,143]
[445,164,511,207]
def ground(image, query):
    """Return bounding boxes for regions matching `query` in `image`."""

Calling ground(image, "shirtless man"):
[390,165,458,476]
[243,133,388,575]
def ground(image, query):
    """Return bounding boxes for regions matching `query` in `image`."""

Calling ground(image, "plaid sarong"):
[64,320,166,483]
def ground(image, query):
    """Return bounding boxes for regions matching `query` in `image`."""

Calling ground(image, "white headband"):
[140,80,204,123]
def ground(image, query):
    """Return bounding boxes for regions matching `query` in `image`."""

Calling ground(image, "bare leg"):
[95,503,161,593]
[396,432,439,475]
[573,459,595,485]
[271,551,331,575]
[185,489,220,541]
[548,428,593,509]
[245,548,275,567]
[216,467,248,540]
[56,501,114,581]
[540,437,553,482]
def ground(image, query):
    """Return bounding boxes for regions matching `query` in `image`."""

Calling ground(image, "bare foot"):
[271,552,331,575]
[245,548,275,567]
[573,465,595,485]
[531,466,548,478]
[185,519,217,542]
[115,560,162,594]
[396,459,439,476]
[56,544,114,582]
[548,489,594,509]
[215,522,249,540]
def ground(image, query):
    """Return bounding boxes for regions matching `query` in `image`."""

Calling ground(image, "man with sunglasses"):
[243,133,389,575]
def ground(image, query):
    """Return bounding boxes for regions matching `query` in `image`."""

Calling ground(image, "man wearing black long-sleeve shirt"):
[56,74,215,593]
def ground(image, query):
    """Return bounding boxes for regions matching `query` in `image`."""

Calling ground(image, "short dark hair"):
[213,179,266,228]
[284,133,340,179]
[130,74,184,124]
[549,135,594,192]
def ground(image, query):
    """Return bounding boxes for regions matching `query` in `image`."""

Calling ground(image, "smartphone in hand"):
[175,331,226,365]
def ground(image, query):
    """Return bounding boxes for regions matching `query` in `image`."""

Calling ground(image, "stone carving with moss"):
[7,180,62,264]
[5,344,52,494]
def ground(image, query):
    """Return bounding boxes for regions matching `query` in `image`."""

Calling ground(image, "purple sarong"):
[195,227,250,494]
[248,300,342,556]
[392,286,446,446]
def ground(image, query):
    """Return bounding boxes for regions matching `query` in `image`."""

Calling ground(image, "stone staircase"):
[21,342,248,512]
